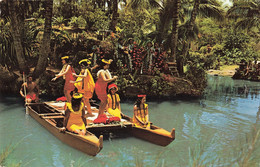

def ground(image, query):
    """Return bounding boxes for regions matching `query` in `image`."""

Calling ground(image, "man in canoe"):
[133,94,150,129]
[20,75,39,103]
[61,93,87,136]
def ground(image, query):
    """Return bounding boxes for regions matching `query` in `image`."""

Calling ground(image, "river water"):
[0,75,259,167]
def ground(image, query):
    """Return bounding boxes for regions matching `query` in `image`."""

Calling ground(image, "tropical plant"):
[50,29,71,66]
[227,0,260,32]
[197,18,224,47]
[118,8,158,41]
[53,16,66,28]
[0,18,17,69]
[185,62,207,91]
[79,4,109,31]
[177,0,224,75]
[68,16,86,28]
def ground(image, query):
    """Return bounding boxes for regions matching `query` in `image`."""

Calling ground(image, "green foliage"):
[223,32,249,51]
[0,19,17,69]
[197,18,223,46]
[56,1,111,31]
[68,16,86,28]
[53,0,79,21]
[36,18,45,26]
[80,7,109,31]
[38,71,64,97]
[218,32,258,64]
[227,0,260,31]
[118,8,158,41]
[21,22,40,60]
[0,19,39,70]
[185,63,207,90]
[0,143,22,167]
[53,16,66,27]
[0,136,29,167]
[115,69,183,97]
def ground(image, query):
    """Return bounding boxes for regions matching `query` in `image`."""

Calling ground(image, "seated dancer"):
[72,59,95,116]
[107,83,122,119]
[51,56,75,102]
[94,59,118,122]
[20,75,39,103]
[61,93,87,136]
[133,95,150,129]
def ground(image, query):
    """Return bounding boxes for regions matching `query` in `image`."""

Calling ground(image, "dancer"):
[107,83,122,119]
[51,56,75,102]
[61,93,87,136]
[72,59,95,116]
[94,59,118,122]
[133,95,150,129]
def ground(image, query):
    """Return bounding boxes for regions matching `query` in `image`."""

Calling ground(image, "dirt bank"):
[207,65,238,77]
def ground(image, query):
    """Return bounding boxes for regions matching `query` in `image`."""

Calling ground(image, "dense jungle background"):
[0,0,259,98]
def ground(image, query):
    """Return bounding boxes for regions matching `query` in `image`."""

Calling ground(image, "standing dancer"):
[52,56,75,102]
[72,59,95,116]
[94,59,118,122]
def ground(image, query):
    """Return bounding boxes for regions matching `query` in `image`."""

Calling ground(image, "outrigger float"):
[27,102,175,156]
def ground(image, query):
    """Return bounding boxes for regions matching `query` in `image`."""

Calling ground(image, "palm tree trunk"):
[170,0,180,62]
[178,41,189,74]
[109,0,118,32]
[8,1,28,74]
[189,0,200,31]
[178,0,200,75]
[33,0,53,77]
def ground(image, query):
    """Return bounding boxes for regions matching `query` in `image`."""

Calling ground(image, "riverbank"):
[207,65,238,77]
[0,65,208,97]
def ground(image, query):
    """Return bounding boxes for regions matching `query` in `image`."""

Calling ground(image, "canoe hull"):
[27,104,102,156]
[121,115,175,146]
[131,126,175,146]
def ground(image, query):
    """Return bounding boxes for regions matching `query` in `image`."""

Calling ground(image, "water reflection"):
[206,76,259,99]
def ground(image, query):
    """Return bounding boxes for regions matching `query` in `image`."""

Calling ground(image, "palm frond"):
[178,21,198,41]
[227,0,260,30]
[199,4,224,22]
[235,17,260,31]
[227,3,251,17]
[128,0,161,9]
[201,0,221,7]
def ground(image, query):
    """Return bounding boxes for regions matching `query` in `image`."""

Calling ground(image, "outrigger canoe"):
[27,103,103,156]
[27,101,175,156]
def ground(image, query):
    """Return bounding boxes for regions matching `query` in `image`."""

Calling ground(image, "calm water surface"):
[0,75,259,167]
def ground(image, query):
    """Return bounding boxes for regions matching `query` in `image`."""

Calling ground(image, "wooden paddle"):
[23,72,29,114]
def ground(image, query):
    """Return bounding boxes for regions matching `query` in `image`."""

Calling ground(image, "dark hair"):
[134,97,143,108]
[71,97,82,109]
[109,92,118,110]
[61,55,70,63]
[64,58,70,63]
[27,74,33,79]
[80,61,89,68]
[99,61,108,69]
